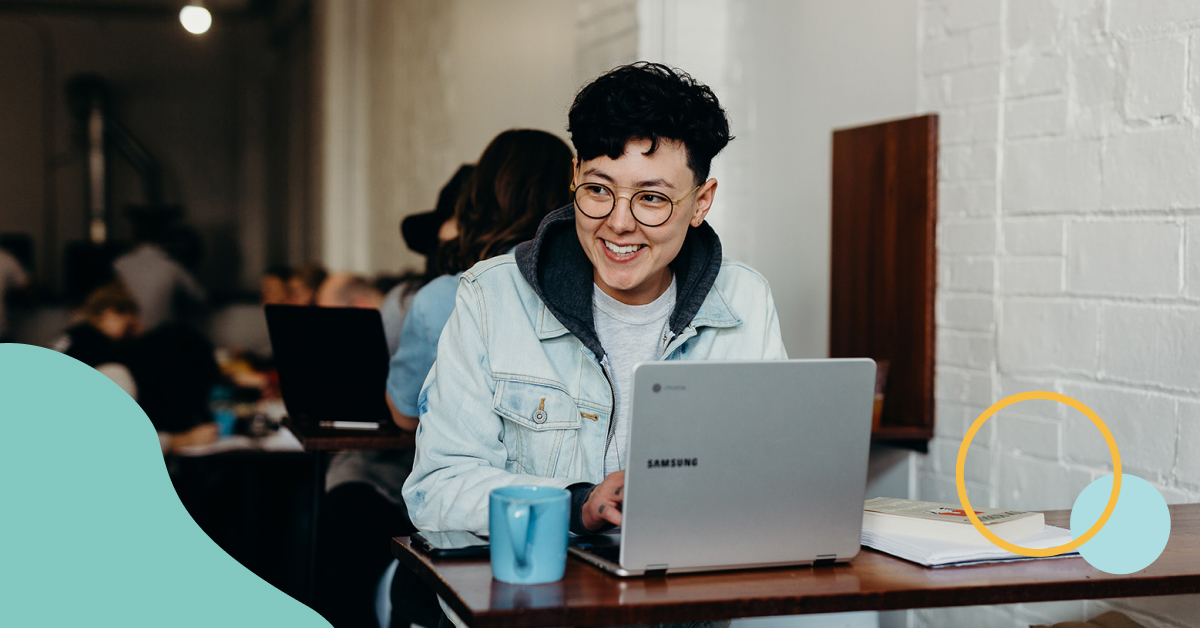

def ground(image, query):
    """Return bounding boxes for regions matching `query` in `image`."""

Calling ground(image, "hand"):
[581,470,625,531]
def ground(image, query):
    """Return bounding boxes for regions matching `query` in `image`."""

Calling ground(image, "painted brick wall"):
[918,0,1200,626]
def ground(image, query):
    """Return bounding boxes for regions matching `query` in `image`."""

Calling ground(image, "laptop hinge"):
[644,564,668,577]
[813,554,837,567]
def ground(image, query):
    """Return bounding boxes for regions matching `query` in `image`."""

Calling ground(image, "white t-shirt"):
[113,244,206,330]
[593,275,676,476]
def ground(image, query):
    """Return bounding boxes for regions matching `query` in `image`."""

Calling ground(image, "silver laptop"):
[569,359,876,576]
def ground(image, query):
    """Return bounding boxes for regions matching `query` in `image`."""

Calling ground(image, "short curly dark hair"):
[568,62,732,184]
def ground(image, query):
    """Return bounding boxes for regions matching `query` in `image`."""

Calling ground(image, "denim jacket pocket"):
[493,378,582,477]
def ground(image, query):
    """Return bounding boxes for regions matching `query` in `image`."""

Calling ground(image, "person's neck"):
[595,269,673,306]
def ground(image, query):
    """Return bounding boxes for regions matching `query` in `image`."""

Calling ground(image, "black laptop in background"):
[264,304,392,427]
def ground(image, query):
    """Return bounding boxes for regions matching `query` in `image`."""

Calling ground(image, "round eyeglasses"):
[571,181,703,227]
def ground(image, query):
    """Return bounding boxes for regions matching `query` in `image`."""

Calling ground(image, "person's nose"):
[607,196,637,234]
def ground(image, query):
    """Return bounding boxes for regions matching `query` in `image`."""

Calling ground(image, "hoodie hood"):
[514,204,723,362]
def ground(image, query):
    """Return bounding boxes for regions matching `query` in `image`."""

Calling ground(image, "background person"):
[113,212,206,331]
[380,164,474,357]
[0,246,30,342]
[315,129,572,628]
[286,263,327,306]
[315,273,384,309]
[260,265,293,306]
[51,281,142,397]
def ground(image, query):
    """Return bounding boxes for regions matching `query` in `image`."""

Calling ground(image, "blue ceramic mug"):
[488,486,570,584]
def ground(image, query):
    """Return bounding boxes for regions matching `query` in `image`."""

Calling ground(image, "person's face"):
[261,275,288,305]
[286,276,315,306]
[438,216,459,242]
[95,309,140,340]
[573,138,717,305]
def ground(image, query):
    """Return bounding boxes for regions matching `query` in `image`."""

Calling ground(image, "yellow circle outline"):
[955,391,1122,557]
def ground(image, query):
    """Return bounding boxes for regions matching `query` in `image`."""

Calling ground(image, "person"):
[401,62,786,547]
[379,164,474,356]
[315,273,384,309]
[315,130,572,628]
[0,247,30,342]
[113,213,206,331]
[51,282,142,397]
[260,265,292,306]
[286,263,327,306]
[385,129,574,431]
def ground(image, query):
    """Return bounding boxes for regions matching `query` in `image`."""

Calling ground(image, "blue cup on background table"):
[489,486,570,584]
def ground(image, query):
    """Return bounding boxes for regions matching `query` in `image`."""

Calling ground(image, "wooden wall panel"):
[830,114,937,448]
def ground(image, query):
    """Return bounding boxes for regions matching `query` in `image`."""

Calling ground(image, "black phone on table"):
[410,530,490,558]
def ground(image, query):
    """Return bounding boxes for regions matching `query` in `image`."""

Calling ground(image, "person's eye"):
[584,184,610,196]
[638,193,668,205]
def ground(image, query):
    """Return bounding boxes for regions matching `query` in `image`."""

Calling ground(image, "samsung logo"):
[647,458,699,469]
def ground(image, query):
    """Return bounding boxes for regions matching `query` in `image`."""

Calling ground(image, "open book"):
[863,497,1045,545]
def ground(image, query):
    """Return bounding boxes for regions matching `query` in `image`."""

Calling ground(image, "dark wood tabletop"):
[391,504,1200,628]
[284,416,415,451]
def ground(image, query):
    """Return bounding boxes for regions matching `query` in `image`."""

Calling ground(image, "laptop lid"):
[618,358,876,574]
[264,304,392,425]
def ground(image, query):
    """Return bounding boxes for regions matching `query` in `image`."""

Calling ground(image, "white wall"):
[638,0,920,360]
[319,0,629,276]
[917,0,1200,626]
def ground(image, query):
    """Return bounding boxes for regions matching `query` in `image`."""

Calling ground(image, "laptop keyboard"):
[577,543,621,563]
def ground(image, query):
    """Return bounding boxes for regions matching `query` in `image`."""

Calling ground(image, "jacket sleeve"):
[401,277,575,535]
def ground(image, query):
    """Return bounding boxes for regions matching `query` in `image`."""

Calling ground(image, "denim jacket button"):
[533,398,548,424]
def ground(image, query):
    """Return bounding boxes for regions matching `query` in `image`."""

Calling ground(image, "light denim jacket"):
[402,207,787,534]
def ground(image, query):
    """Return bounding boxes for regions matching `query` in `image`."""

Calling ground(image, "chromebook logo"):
[955,391,1171,574]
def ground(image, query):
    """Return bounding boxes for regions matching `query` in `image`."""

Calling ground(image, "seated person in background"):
[52,282,142,397]
[0,246,30,342]
[260,265,292,306]
[386,129,574,431]
[286,263,327,306]
[315,273,384,309]
[315,131,571,628]
[113,212,206,332]
[381,164,475,356]
[401,63,786,542]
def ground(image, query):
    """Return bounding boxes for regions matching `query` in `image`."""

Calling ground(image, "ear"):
[571,157,579,186]
[690,179,718,227]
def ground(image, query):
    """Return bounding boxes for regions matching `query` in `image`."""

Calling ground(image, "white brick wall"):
[919,0,1200,625]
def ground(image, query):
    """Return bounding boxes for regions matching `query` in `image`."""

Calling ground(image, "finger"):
[602,503,623,526]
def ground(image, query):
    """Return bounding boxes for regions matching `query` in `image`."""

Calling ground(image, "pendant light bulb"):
[180,3,212,35]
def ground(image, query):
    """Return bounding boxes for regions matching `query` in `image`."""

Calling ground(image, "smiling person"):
[402,63,787,541]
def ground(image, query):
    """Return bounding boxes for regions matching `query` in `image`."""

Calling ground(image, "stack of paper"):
[861,525,1080,567]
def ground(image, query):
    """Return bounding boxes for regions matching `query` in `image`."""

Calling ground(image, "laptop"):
[264,304,392,427]
[569,358,876,576]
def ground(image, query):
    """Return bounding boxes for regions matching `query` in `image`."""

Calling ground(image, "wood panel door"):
[830,114,937,450]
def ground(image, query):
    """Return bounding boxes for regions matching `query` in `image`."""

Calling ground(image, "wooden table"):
[286,416,415,604]
[392,504,1200,628]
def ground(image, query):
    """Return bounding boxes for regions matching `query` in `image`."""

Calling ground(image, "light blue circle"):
[1070,474,1170,575]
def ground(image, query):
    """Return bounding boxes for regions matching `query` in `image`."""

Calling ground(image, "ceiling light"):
[180,4,212,35]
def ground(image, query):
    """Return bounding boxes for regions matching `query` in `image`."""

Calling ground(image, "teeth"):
[605,241,642,255]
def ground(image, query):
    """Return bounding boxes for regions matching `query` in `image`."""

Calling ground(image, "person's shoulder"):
[461,254,519,283]
[715,258,771,290]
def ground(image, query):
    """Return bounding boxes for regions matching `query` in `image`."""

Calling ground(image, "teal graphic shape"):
[0,344,330,627]
[1070,474,1170,575]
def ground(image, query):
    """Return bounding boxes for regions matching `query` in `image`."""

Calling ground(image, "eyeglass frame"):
[569,180,705,227]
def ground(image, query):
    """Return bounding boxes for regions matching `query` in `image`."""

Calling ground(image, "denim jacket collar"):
[515,205,730,361]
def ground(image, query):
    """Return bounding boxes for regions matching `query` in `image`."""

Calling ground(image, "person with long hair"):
[386,129,574,429]
[315,129,572,628]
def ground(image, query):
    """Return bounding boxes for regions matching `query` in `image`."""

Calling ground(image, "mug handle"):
[506,502,534,572]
